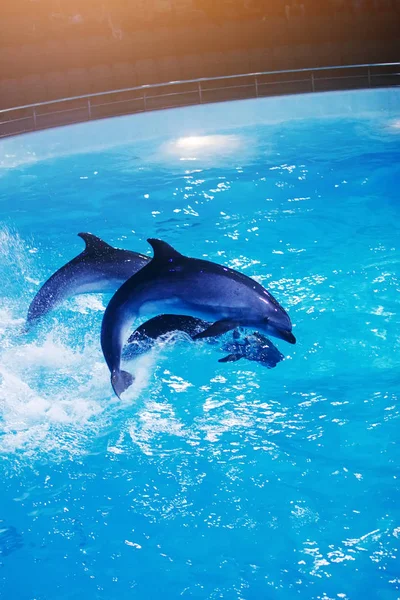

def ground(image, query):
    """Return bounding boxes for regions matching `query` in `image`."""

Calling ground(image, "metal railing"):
[0,62,399,139]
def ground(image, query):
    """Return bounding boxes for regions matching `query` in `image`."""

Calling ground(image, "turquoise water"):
[0,89,399,599]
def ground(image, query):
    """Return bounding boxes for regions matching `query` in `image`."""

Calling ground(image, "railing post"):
[87,98,92,119]
[311,73,315,92]
[198,82,203,104]
[255,76,259,97]
[367,65,372,88]
[32,107,37,130]
[143,93,147,111]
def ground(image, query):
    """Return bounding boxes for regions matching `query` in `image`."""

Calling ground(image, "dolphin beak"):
[287,332,296,344]
[278,329,296,344]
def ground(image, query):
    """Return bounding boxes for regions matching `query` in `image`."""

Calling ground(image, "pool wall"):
[1,87,399,169]
[1,63,399,140]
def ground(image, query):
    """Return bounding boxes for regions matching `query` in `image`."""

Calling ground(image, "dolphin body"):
[26,233,150,327]
[101,238,296,397]
[123,314,285,368]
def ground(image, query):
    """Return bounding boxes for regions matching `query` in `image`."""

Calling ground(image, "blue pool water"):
[0,89,399,599]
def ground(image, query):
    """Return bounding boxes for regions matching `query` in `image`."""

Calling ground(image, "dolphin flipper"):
[218,353,241,363]
[111,369,134,399]
[192,319,239,340]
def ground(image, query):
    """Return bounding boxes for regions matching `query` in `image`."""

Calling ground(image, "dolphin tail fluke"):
[111,369,134,398]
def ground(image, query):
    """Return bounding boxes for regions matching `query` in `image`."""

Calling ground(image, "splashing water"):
[0,226,160,460]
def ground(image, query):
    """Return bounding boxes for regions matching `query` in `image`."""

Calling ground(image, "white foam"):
[0,227,160,461]
[120,345,164,406]
[3,333,81,371]
[0,334,105,456]
[0,308,25,336]
[0,225,37,284]
[0,314,163,461]
[71,295,107,314]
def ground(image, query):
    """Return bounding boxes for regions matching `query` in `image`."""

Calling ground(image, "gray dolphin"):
[101,238,295,397]
[26,232,150,327]
[123,314,285,368]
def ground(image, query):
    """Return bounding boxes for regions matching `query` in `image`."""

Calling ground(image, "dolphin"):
[26,232,150,327]
[123,314,285,368]
[218,330,285,367]
[101,238,295,397]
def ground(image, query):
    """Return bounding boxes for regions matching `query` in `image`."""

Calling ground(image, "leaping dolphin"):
[101,238,296,397]
[123,314,285,368]
[26,233,150,327]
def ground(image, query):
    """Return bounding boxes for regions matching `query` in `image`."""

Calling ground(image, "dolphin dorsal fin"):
[78,232,115,255]
[147,238,183,263]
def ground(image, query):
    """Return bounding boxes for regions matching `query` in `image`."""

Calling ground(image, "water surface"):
[0,89,399,599]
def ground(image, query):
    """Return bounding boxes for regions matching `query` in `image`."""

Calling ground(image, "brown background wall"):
[0,10,399,110]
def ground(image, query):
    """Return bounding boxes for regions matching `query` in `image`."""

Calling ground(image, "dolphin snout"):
[266,320,296,344]
[264,310,296,344]
[278,329,296,344]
